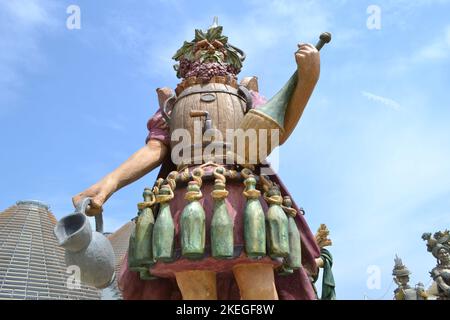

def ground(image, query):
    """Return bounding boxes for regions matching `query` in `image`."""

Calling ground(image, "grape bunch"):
[226,64,240,75]
[177,59,239,82]
[178,59,192,78]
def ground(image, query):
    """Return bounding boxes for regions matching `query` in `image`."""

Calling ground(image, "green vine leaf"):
[225,45,243,70]
[172,41,195,61]
[206,26,223,41]
[172,24,245,74]
[194,29,206,41]
[217,35,228,44]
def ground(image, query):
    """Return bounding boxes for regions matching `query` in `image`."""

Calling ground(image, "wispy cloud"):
[0,0,59,111]
[380,0,450,30]
[2,0,52,26]
[361,91,401,110]
[384,24,450,77]
[413,25,450,62]
[218,0,333,69]
[98,0,338,83]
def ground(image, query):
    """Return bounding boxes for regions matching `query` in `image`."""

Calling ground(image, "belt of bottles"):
[128,164,303,280]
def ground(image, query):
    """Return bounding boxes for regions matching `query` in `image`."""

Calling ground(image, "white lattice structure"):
[0,200,100,300]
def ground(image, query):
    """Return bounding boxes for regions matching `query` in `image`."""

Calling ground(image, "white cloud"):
[361,91,401,110]
[380,0,450,30]
[99,0,339,84]
[2,0,51,26]
[0,0,59,112]
[221,0,332,66]
[378,23,450,77]
[99,11,192,81]
[413,25,450,62]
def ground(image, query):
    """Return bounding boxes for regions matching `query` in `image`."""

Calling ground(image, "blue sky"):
[1,0,450,299]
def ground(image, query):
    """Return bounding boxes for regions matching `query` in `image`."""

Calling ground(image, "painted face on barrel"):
[193,39,226,63]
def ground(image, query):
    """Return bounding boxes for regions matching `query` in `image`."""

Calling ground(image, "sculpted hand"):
[295,43,320,85]
[72,182,114,216]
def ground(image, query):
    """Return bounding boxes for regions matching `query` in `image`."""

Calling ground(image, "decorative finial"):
[210,16,219,29]
[392,254,410,276]
[394,254,404,269]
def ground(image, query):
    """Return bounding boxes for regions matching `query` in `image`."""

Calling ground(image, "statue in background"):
[392,255,428,300]
[312,224,335,300]
[415,282,428,300]
[423,230,450,300]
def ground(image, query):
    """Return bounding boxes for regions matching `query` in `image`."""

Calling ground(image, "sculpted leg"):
[175,270,217,300]
[232,263,279,300]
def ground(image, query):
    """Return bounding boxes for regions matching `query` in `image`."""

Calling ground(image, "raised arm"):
[72,139,168,216]
[281,43,320,144]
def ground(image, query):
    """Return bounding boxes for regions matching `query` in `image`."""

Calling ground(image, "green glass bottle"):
[211,179,234,259]
[181,181,206,259]
[152,185,175,262]
[283,196,302,269]
[243,175,266,257]
[127,221,137,269]
[135,188,155,266]
[266,186,290,258]
[128,219,145,272]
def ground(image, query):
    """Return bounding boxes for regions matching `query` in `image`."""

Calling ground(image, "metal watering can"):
[54,198,116,289]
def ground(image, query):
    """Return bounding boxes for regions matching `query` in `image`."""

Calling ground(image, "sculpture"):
[72,18,329,300]
[54,198,116,289]
[312,224,335,300]
[422,230,450,300]
[392,255,427,300]
[415,282,428,300]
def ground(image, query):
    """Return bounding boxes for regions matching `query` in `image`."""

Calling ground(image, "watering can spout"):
[54,210,92,252]
[54,198,116,289]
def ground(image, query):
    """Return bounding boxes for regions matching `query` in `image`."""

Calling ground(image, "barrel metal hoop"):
[175,88,247,104]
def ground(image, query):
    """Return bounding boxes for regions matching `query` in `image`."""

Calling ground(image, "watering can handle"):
[95,214,104,234]
[76,197,104,234]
